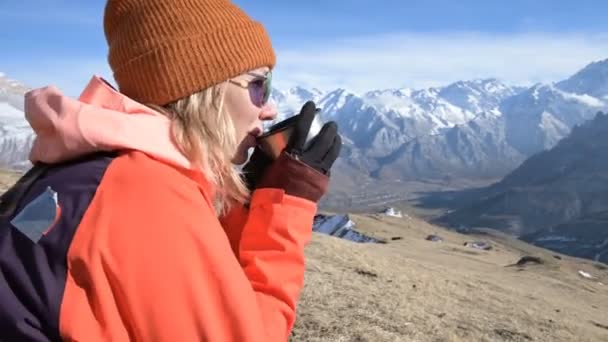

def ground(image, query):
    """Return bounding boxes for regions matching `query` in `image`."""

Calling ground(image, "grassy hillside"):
[291,213,608,342]
[0,168,20,194]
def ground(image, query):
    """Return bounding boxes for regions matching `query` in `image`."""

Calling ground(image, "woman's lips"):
[249,126,263,137]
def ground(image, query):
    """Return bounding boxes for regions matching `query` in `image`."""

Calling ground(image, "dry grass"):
[291,213,608,342]
[0,168,20,194]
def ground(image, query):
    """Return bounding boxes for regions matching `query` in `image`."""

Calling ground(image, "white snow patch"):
[560,91,605,107]
[535,235,577,243]
[0,102,25,119]
[381,207,403,218]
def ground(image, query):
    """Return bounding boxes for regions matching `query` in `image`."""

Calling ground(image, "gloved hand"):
[249,101,342,203]
[285,101,342,175]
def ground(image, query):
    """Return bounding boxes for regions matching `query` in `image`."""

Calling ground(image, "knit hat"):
[103,0,276,106]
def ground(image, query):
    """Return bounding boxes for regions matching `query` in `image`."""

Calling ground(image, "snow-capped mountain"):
[500,83,606,156]
[311,79,520,161]
[371,112,527,181]
[268,79,524,181]
[273,59,608,183]
[438,78,524,114]
[269,86,325,122]
[0,73,33,170]
[333,79,517,134]
[556,59,608,100]
[2,57,608,183]
[367,76,608,181]
[436,112,608,263]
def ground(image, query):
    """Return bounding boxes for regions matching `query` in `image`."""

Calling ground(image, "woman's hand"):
[285,101,341,175]
[243,101,342,202]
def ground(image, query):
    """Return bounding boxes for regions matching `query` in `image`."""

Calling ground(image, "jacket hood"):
[25,75,193,169]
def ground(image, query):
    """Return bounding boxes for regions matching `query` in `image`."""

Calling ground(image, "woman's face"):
[224,66,277,165]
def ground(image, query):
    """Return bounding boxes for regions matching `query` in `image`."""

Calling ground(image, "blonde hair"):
[148,83,250,216]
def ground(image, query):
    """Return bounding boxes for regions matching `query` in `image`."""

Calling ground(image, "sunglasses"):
[228,71,272,107]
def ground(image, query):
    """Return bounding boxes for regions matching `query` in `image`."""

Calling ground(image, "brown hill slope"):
[292,213,608,342]
[0,168,20,194]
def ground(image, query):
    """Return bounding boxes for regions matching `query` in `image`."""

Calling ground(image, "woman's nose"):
[260,102,277,121]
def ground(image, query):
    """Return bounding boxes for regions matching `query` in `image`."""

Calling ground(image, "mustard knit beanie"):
[104,0,276,105]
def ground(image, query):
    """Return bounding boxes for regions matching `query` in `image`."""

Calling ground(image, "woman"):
[0,0,341,341]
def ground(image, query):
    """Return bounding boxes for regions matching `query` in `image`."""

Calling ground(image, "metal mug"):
[256,109,324,160]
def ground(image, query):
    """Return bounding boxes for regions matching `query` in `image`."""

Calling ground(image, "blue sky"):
[1,0,608,95]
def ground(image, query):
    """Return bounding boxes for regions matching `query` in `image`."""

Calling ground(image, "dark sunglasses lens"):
[246,73,272,107]
[249,79,265,107]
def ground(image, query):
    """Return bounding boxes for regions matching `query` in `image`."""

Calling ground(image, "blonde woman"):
[0,0,341,341]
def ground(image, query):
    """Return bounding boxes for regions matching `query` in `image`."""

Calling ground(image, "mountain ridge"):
[2,58,607,187]
[434,111,608,263]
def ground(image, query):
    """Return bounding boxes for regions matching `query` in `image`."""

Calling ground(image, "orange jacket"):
[1,76,320,341]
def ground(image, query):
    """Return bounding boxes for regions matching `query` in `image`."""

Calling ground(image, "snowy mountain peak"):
[529,83,553,100]
[398,88,414,97]
[0,73,34,170]
[269,86,327,121]
[556,58,608,99]
[319,88,357,111]
[365,88,411,98]
[438,78,520,114]
[521,83,605,108]
[0,73,28,92]
[447,78,503,89]
[0,73,30,111]
[412,87,440,99]
[286,86,324,100]
[499,79,607,156]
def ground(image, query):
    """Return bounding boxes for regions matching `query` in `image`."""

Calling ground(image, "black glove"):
[285,101,342,175]
[242,101,342,202]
